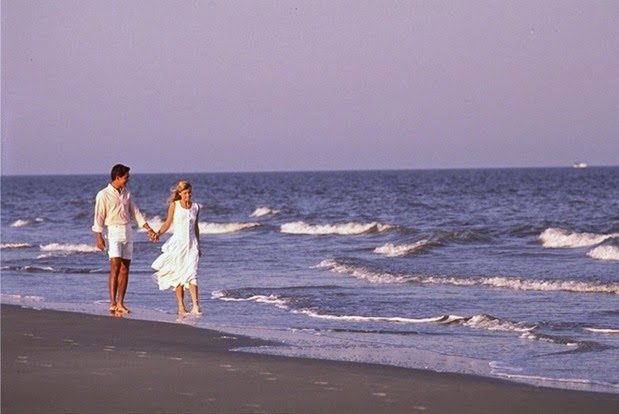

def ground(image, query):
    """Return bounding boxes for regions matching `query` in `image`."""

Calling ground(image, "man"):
[92,164,157,314]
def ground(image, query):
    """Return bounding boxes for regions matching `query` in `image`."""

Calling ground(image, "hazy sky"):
[2,0,618,175]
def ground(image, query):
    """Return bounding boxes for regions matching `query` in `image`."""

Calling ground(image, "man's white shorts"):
[107,224,134,260]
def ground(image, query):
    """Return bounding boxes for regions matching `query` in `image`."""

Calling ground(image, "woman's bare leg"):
[176,286,187,314]
[189,284,201,315]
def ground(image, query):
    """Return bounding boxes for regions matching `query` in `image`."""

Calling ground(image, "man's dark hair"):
[110,164,130,181]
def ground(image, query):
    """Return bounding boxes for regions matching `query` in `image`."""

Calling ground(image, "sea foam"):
[539,228,618,248]
[250,207,279,217]
[10,219,30,227]
[39,243,99,253]
[144,216,260,235]
[212,290,289,309]
[199,222,261,234]
[318,259,619,295]
[0,243,32,249]
[586,245,619,261]
[212,289,538,333]
[373,240,431,257]
[281,221,396,235]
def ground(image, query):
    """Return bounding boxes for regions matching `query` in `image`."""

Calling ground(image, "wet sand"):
[2,304,618,413]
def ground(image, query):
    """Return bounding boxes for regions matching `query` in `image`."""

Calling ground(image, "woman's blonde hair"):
[167,180,192,204]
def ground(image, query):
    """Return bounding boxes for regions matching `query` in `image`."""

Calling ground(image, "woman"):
[152,180,202,315]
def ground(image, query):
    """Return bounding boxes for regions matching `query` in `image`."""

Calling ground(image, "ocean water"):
[2,168,618,393]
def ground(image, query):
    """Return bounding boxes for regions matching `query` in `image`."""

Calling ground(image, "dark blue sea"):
[2,168,618,393]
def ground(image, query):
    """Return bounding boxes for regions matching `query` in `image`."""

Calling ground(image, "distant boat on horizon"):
[573,161,588,169]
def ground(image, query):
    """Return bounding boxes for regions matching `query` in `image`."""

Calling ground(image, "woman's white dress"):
[152,201,200,290]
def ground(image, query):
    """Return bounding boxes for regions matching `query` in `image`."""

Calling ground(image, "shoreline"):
[3,304,619,413]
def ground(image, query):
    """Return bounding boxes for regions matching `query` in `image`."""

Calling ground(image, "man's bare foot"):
[115,305,130,314]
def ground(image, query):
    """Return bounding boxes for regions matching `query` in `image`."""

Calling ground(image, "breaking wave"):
[539,228,618,248]
[318,259,619,295]
[0,265,104,274]
[212,290,290,309]
[373,240,432,257]
[0,243,33,250]
[213,288,610,356]
[9,218,44,227]
[281,221,396,235]
[198,222,261,234]
[213,290,542,335]
[585,328,619,334]
[250,207,279,217]
[586,245,619,261]
[145,215,261,235]
[39,243,99,253]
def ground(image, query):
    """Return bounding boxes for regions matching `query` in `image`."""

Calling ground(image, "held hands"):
[147,229,160,242]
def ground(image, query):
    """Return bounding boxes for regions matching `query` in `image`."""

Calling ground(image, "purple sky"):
[2,0,618,175]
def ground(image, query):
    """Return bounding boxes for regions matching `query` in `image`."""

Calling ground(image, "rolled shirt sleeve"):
[92,190,107,233]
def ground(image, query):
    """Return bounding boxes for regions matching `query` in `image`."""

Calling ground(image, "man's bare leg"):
[115,259,131,313]
[108,258,122,312]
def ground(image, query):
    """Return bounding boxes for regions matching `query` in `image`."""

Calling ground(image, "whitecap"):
[0,243,32,249]
[464,314,535,332]
[39,243,99,253]
[586,245,619,261]
[10,219,29,227]
[198,222,261,234]
[373,240,431,257]
[296,309,459,325]
[585,327,619,334]
[281,221,395,235]
[539,228,618,248]
[318,259,619,295]
[250,207,279,218]
[212,290,289,309]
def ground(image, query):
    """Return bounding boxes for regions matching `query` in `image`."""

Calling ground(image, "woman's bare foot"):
[109,304,117,313]
[115,305,130,314]
[189,306,202,315]
[178,307,188,315]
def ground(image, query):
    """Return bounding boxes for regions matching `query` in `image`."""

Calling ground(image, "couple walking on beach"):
[92,164,202,316]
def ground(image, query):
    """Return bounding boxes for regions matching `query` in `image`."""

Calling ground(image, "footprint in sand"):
[219,364,239,372]
[259,372,278,381]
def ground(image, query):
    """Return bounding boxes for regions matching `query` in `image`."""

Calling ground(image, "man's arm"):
[92,192,106,250]
[128,194,157,240]
[95,232,106,251]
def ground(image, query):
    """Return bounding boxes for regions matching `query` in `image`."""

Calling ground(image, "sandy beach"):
[2,304,618,414]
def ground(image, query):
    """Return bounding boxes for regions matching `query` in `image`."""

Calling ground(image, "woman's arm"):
[156,202,176,237]
[195,205,201,256]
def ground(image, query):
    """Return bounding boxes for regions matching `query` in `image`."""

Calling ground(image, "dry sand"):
[2,304,618,413]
